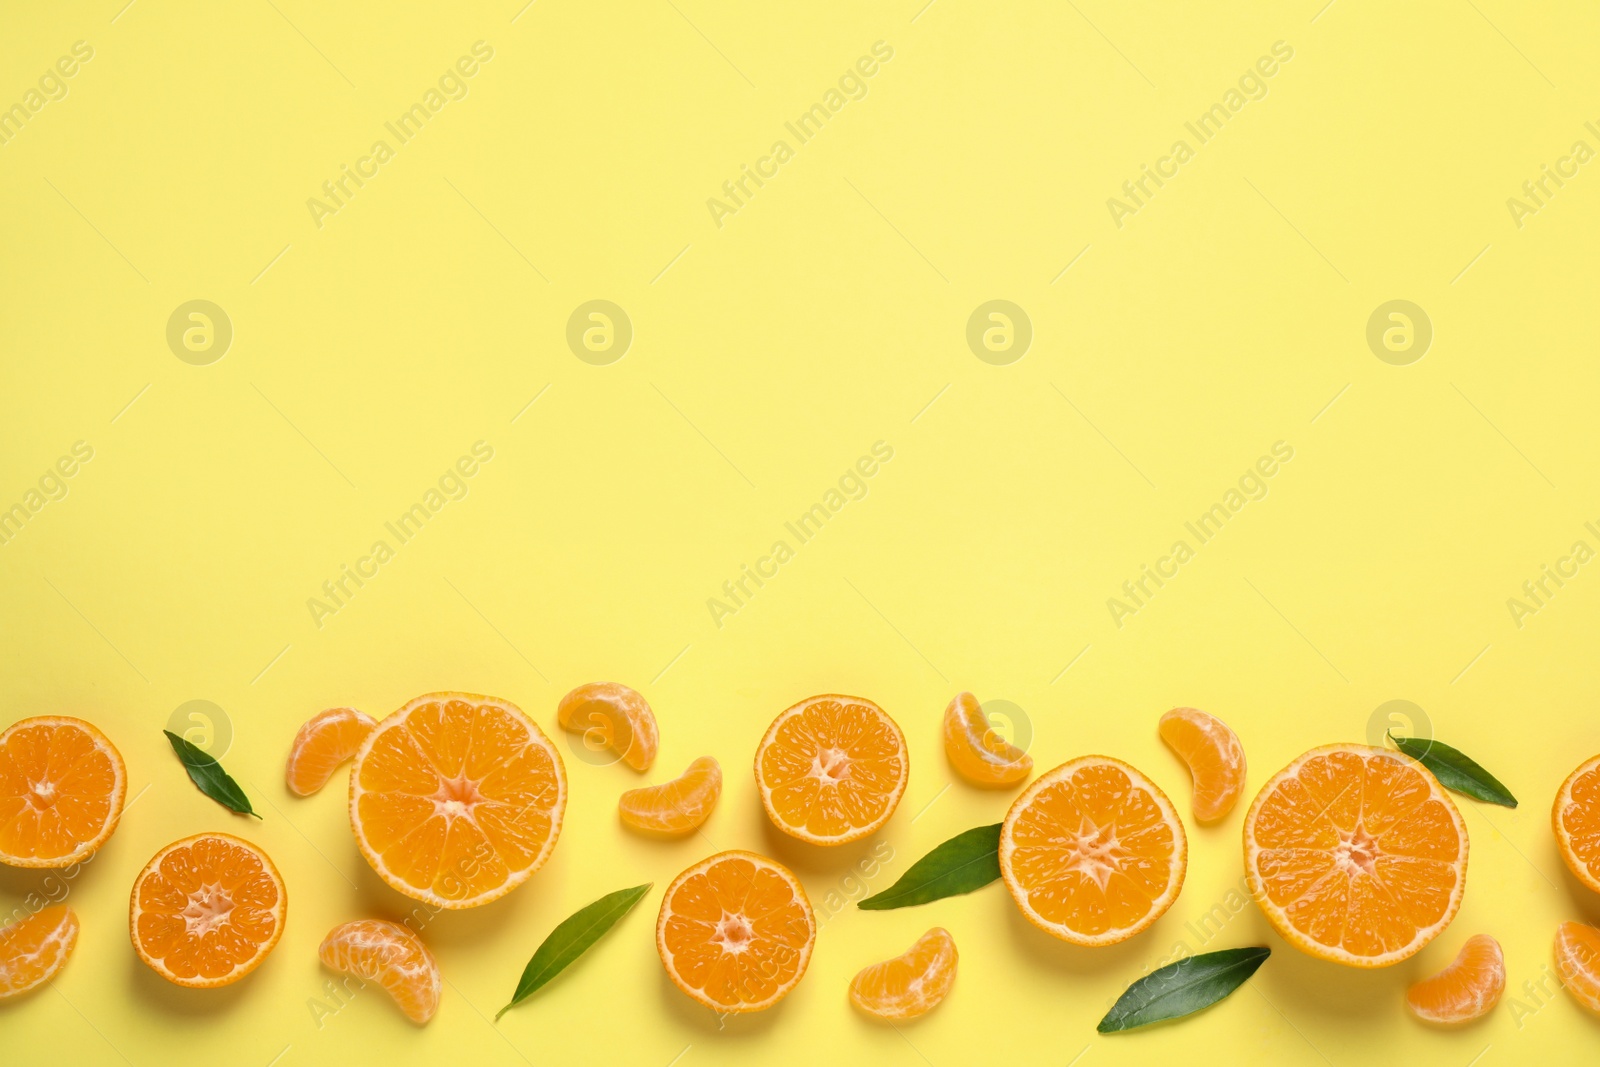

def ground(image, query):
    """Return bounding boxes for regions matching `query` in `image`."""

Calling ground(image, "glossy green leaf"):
[163,730,260,818]
[497,882,652,1019]
[858,823,1001,910]
[1099,947,1270,1033]
[1388,732,1517,808]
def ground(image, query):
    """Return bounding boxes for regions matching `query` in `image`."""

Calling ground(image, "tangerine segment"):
[1555,921,1600,1015]
[1406,934,1504,1024]
[1159,707,1247,823]
[755,695,908,846]
[1000,756,1187,946]
[349,692,567,909]
[1243,744,1468,968]
[657,850,815,1013]
[848,928,957,1021]
[286,707,377,797]
[619,757,722,835]
[130,833,286,988]
[942,692,1031,787]
[556,683,658,771]
[1552,754,1600,892]
[319,920,441,1024]
[0,906,79,1000]
[0,716,126,868]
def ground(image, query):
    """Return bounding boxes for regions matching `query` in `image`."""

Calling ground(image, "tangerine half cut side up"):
[755,695,908,846]
[0,716,126,868]
[1553,753,1600,892]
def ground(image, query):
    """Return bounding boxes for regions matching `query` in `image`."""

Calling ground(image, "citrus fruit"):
[556,682,657,771]
[1555,921,1600,1015]
[129,832,286,988]
[0,905,78,999]
[942,692,1031,787]
[349,692,566,909]
[1158,707,1247,823]
[319,919,441,1023]
[619,756,721,835]
[0,715,126,868]
[286,707,377,797]
[754,694,908,845]
[1405,933,1503,1024]
[1243,744,1468,968]
[848,927,957,1020]
[999,756,1186,946]
[656,850,815,1013]
[1553,753,1600,892]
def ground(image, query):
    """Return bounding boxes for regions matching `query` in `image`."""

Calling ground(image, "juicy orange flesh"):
[319,920,439,1023]
[620,757,721,833]
[760,700,904,839]
[1561,765,1600,878]
[557,683,655,770]
[134,838,281,981]
[1556,922,1600,1012]
[850,928,957,1018]
[1159,709,1245,821]
[355,698,560,903]
[287,708,375,795]
[944,693,1030,785]
[1251,751,1460,960]
[662,857,810,1008]
[0,722,118,861]
[1406,934,1503,1021]
[0,905,77,997]
[1008,763,1178,936]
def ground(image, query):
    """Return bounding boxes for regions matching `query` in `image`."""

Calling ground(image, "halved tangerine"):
[1405,934,1503,1024]
[1000,756,1186,946]
[943,692,1031,787]
[848,927,957,1020]
[657,850,815,1013]
[129,833,286,988]
[556,682,658,771]
[1159,707,1246,823]
[319,919,441,1023]
[286,707,377,796]
[619,756,721,835]
[349,692,566,909]
[1553,753,1600,892]
[1555,921,1600,1015]
[0,716,126,868]
[1243,744,1467,968]
[755,694,908,845]
[0,905,78,999]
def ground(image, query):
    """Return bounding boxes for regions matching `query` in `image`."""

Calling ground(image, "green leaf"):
[163,730,261,819]
[1388,732,1518,808]
[496,882,652,1020]
[1099,947,1270,1033]
[858,823,1001,911]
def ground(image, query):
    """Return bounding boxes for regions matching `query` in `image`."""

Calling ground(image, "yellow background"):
[3,1,1600,1064]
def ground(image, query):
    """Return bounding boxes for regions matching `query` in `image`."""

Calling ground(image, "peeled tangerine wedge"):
[1000,756,1186,946]
[130,833,286,988]
[755,694,909,845]
[1244,745,1468,967]
[619,757,722,835]
[849,928,957,1021]
[557,682,658,771]
[1555,921,1600,1015]
[0,716,126,868]
[320,920,441,1024]
[1406,934,1504,1024]
[285,707,377,796]
[1159,707,1247,822]
[1552,753,1600,891]
[0,906,78,1000]
[942,692,1031,787]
